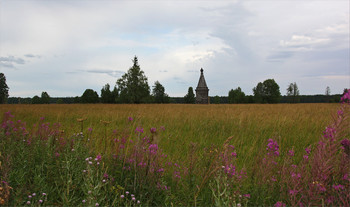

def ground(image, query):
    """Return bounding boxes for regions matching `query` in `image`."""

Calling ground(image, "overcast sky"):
[1,0,349,97]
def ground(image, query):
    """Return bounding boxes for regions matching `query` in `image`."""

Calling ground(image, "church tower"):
[195,68,209,104]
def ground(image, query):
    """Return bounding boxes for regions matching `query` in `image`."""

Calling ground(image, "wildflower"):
[95,203,99,206]
[39,200,43,203]
[55,152,60,157]
[128,117,133,121]
[333,184,344,190]
[149,144,158,155]
[337,110,343,116]
[243,194,250,198]
[88,190,92,194]
[135,127,144,133]
[150,127,156,133]
[271,176,277,182]
[71,148,75,152]
[137,200,140,204]
[96,154,102,161]
[26,201,31,205]
[32,193,36,196]
[102,179,106,183]
[97,162,100,165]
[274,201,286,207]
[160,126,165,131]
[132,197,136,201]
[121,195,124,198]
[42,193,46,196]
[103,173,108,179]
[237,203,241,207]
[288,149,294,156]
[126,191,129,195]
[88,161,93,165]
[88,127,92,132]
[157,168,164,173]
[28,195,32,198]
[82,200,86,203]
[303,155,309,160]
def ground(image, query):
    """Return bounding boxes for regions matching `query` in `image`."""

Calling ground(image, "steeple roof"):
[197,68,208,89]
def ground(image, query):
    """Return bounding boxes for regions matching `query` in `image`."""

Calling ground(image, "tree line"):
[0,57,347,104]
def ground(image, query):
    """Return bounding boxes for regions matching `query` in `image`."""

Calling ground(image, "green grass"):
[1,103,347,206]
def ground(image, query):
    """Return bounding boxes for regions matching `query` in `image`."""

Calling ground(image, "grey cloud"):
[25,54,41,58]
[0,56,25,65]
[159,70,168,72]
[85,69,125,78]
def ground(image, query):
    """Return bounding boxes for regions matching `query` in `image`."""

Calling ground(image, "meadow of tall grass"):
[0,92,349,206]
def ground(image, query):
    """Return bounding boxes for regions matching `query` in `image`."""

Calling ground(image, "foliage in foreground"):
[0,90,349,206]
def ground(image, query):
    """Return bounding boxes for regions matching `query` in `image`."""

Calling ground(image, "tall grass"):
[0,99,348,206]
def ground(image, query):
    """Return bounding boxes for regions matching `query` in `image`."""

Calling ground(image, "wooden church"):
[195,68,209,104]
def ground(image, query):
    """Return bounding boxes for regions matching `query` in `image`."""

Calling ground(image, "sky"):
[0,0,349,97]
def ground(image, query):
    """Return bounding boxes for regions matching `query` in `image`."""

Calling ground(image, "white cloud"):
[0,0,349,97]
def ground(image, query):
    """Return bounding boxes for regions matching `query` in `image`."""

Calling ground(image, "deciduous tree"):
[286,82,300,103]
[253,79,281,103]
[81,89,99,103]
[228,87,246,103]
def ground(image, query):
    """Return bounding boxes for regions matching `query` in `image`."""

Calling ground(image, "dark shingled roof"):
[197,68,208,89]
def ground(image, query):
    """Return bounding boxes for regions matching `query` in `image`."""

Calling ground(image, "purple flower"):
[121,195,124,198]
[126,191,129,195]
[341,138,350,151]
[39,200,43,203]
[95,203,99,206]
[288,149,294,156]
[333,184,344,190]
[103,173,108,179]
[82,200,86,203]
[243,194,250,198]
[42,193,46,196]
[132,197,136,201]
[160,126,165,131]
[149,144,158,155]
[32,193,36,196]
[95,154,102,161]
[305,147,311,154]
[135,127,144,134]
[88,127,93,132]
[128,117,133,121]
[274,201,286,207]
[26,201,31,205]
[150,127,156,133]
[55,152,60,158]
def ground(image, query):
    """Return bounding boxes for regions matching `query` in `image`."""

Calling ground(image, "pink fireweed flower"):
[243,194,250,198]
[149,144,158,155]
[333,184,344,190]
[135,127,144,134]
[288,149,294,156]
[266,139,280,156]
[305,147,311,154]
[274,201,286,207]
[95,154,102,161]
[150,127,156,133]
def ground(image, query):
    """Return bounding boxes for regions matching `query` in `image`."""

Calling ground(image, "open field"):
[0,103,339,160]
[1,103,349,206]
